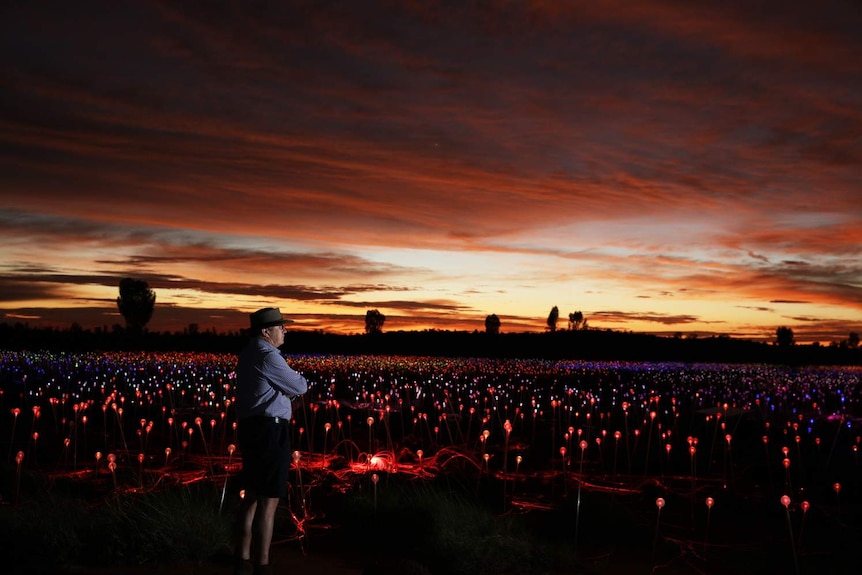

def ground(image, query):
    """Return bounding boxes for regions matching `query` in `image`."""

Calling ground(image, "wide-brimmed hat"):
[249,307,294,330]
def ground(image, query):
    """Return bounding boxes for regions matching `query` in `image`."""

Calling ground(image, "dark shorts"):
[237,416,292,498]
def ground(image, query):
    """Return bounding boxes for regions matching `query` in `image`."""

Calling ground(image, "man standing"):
[234,307,308,575]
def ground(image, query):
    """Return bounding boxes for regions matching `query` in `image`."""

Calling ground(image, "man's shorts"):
[237,416,292,498]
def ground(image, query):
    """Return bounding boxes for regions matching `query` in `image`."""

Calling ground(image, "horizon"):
[1,2,860,346]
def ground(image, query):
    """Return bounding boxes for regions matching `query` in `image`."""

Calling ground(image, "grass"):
[335,474,567,575]
[2,464,578,575]
[8,461,859,575]
[1,465,233,570]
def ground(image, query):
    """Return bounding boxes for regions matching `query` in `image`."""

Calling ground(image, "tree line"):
[4,278,855,365]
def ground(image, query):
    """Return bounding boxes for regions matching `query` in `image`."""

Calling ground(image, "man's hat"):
[249,307,294,330]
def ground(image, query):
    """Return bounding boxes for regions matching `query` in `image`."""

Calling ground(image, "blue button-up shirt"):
[235,337,308,421]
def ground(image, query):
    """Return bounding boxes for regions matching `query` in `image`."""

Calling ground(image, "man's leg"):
[234,492,257,574]
[253,496,280,566]
[237,492,258,559]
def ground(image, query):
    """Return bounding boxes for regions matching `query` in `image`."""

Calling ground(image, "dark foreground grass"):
[2,465,578,575]
[336,476,560,575]
[1,466,233,571]
[4,462,861,575]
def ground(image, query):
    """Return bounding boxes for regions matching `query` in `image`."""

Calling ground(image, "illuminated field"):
[2,352,861,571]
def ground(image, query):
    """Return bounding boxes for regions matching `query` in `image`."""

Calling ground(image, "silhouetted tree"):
[485,314,501,335]
[776,326,795,348]
[546,306,559,332]
[849,331,860,349]
[117,278,155,334]
[365,309,386,335]
[568,311,584,331]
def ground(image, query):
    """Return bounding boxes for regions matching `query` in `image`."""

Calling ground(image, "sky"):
[1,1,860,343]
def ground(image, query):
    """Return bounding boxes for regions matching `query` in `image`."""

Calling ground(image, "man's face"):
[263,324,285,347]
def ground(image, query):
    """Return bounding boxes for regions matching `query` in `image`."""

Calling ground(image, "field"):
[2,351,861,574]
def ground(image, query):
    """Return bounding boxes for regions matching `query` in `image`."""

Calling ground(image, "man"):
[234,307,308,575]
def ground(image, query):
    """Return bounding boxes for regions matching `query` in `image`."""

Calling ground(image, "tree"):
[546,306,559,332]
[116,278,155,334]
[776,326,795,348]
[485,314,501,335]
[849,331,860,349]
[568,311,584,331]
[364,309,385,335]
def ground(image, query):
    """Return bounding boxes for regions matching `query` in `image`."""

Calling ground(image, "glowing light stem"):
[502,420,512,474]
[15,451,24,505]
[372,473,379,514]
[704,497,714,551]
[574,440,587,557]
[652,498,665,566]
[798,501,810,550]
[323,423,331,468]
[114,406,131,462]
[781,495,799,575]
[367,416,375,461]
[109,461,117,491]
[292,451,307,520]
[707,411,721,475]
[623,407,631,474]
[219,444,236,515]
[643,412,656,478]
[833,483,842,524]
[195,418,216,480]
[724,434,734,490]
[513,455,522,500]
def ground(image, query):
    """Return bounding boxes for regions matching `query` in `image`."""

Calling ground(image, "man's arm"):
[263,351,308,397]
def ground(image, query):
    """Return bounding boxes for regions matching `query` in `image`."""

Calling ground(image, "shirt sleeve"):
[261,350,308,397]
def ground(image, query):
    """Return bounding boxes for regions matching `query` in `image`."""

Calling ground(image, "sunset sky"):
[1,1,860,343]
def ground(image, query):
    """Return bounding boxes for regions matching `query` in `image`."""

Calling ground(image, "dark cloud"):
[589,311,707,326]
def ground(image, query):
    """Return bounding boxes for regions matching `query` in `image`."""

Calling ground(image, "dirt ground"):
[19,543,365,575]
